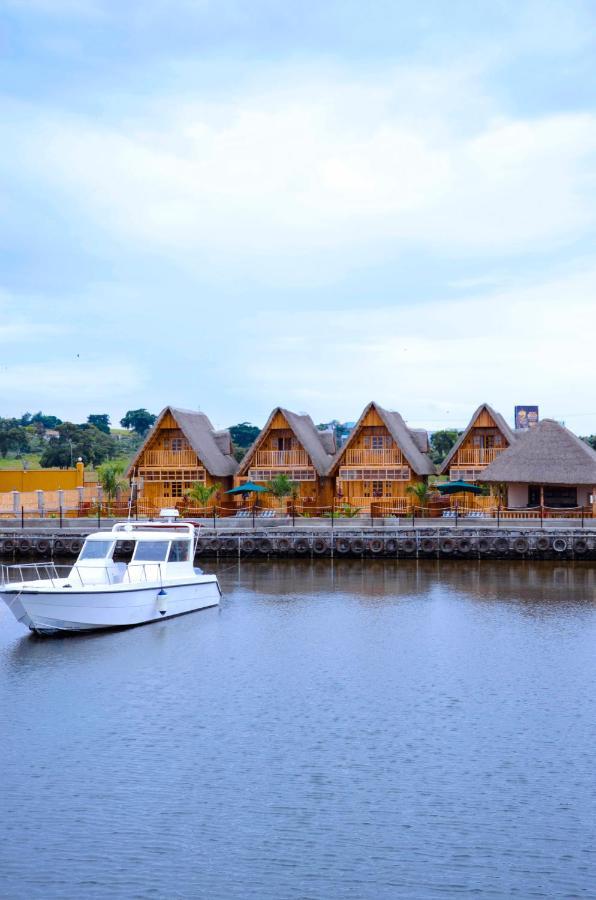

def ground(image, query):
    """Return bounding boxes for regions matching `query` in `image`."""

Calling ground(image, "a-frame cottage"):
[330,402,435,513]
[439,403,516,482]
[127,407,237,513]
[236,408,336,509]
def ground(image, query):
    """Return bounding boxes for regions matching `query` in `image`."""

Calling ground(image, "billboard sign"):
[514,406,539,430]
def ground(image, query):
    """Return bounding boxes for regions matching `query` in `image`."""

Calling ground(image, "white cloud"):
[215,262,596,432]
[4,64,596,283]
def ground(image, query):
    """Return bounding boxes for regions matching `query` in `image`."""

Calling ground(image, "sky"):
[2,0,596,433]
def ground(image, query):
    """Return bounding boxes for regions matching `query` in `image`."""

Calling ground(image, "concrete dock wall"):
[1,527,596,560]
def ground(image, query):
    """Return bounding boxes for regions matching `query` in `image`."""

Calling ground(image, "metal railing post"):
[540,505,543,528]
[497,504,500,528]
[98,502,101,529]
[21,506,24,529]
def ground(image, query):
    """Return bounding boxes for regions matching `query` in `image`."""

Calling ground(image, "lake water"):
[1,559,596,899]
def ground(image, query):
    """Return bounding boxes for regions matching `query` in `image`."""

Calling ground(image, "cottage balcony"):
[343,449,404,466]
[254,449,310,467]
[141,450,199,467]
[455,447,505,466]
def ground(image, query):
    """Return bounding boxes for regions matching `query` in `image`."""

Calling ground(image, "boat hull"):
[1,576,221,635]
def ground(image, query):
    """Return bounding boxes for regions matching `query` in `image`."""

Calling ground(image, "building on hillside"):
[481,418,596,509]
[236,408,336,509]
[127,407,237,512]
[439,403,516,482]
[329,402,435,513]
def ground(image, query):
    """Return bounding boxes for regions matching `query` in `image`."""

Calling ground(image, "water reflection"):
[1,559,595,899]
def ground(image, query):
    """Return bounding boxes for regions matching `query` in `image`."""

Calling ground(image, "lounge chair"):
[258,509,276,519]
[234,509,250,518]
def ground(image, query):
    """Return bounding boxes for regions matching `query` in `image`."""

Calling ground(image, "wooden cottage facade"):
[481,418,596,510]
[236,408,336,509]
[127,407,237,513]
[439,403,516,483]
[330,402,435,513]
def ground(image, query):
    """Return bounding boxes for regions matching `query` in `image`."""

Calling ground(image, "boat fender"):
[335,538,350,554]
[370,538,384,554]
[242,538,255,554]
[312,538,328,554]
[3,539,14,553]
[223,538,237,552]
[536,535,550,552]
[350,538,364,554]
[477,538,491,554]
[208,538,220,553]
[573,538,588,554]
[294,537,309,554]
[385,538,399,554]
[157,589,167,615]
[553,537,567,553]
[36,540,50,555]
[19,539,31,553]
[276,537,292,553]
[258,538,273,554]
[70,540,82,555]
[493,537,509,554]
[457,538,471,553]
[421,538,435,553]
[441,538,455,554]
[513,537,529,554]
[53,538,65,553]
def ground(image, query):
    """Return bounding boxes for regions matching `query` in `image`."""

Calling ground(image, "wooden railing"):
[455,447,505,465]
[337,496,412,512]
[254,450,310,466]
[140,450,199,467]
[343,449,404,466]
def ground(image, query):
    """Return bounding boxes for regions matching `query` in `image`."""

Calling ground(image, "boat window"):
[79,541,114,560]
[133,541,170,562]
[168,540,190,562]
[113,540,135,564]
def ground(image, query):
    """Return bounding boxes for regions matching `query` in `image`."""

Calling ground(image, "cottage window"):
[172,438,184,452]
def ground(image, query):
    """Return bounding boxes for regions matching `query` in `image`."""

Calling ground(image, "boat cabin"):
[439,403,516,483]
[74,522,198,585]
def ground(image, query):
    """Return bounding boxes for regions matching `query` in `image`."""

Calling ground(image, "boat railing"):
[0,562,169,589]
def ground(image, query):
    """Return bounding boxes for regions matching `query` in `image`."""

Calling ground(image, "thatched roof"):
[330,401,435,475]
[481,419,596,485]
[126,407,238,478]
[237,408,337,477]
[439,403,517,474]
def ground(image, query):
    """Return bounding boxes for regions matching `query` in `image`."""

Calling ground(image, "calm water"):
[1,559,596,899]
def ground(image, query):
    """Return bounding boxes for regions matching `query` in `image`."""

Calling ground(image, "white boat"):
[0,516,220,635]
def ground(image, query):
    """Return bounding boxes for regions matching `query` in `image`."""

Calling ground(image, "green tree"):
[582,435,596,450]
[267,473,297,506]
[406,481,435,515]
[120,409,157,436]
[0,419,30,457]
[429,429,461,465]
[229,422,260,460]
[97,460,128,502]
[40,423,117,467]
[186,481,221,510]
[88,413,111,434]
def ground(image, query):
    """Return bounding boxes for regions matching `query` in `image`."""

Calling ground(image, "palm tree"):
[186,481,221,514]
[267,473,298,509]
[406,481,434,516]
[97,460,128,514]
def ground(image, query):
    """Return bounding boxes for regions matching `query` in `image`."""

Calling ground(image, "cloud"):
[4,63,596,285]
[214,261,596,432]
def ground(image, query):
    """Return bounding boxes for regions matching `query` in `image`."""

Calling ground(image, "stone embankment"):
[1,526,596,560]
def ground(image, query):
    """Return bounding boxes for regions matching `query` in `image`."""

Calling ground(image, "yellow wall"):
[0,461,84,493]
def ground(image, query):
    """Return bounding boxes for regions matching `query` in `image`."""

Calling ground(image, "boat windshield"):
[133,541,170,562]
[79,541,114,560]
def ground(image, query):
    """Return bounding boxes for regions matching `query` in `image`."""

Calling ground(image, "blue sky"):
[2,0,596,433]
